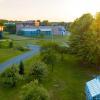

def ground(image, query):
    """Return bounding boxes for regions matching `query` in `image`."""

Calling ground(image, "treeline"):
[69,12,100,67]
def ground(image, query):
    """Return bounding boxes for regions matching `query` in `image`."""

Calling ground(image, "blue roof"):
[86,77,100,97]
[21,28,52,32]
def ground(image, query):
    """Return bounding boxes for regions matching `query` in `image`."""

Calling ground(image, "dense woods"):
[69,12,100,67]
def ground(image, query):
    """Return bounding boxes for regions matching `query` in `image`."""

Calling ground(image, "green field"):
[0,39,26,63]
[0,34,99,100]
[0,54,99,100]
[0,48,23,63]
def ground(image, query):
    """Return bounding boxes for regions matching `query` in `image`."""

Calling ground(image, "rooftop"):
[86,77,100,97]
[21,27,52,32]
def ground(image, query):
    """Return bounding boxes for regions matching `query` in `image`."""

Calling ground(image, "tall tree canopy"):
[69,13,93,54]
[69,13,100,66]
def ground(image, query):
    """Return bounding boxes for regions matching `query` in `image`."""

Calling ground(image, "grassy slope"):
[0,48,23,63]
[0,34,42,63]
[0,54,100,100]
[0,34,99,100]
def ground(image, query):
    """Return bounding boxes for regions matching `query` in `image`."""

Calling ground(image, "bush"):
[19,61,24,75]
[20,80,49,100]
[17,46,29,51]
[9,40,13,48]
[0,67,17,88]
[30,62,48,82]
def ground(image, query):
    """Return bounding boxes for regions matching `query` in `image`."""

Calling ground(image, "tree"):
[19,61,24,75]
[0,32,3,39]
[41,20,50,26]
[20,80,49,100]
[5,23,16,34]
[41,42,58,72]
[69,12,100,67]
[56,45,67,61]
[30,62,48,82]
[69,13,93,55]
[0,19,8,25]
[0,67,17,88]
[41,49,56,72]
[9,40,13,48]
[69,13,93,34]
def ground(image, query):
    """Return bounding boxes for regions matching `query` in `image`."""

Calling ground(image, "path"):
[0,45,40,72]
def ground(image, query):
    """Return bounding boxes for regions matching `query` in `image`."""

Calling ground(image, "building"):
[4,22,16,34]
[85,77,100,100]
[16,21,67,37]
[19,27,52,37]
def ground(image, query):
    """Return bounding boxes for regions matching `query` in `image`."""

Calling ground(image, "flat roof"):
[86,77,100,97]
[21,28,37,31]
[21,28,52,32]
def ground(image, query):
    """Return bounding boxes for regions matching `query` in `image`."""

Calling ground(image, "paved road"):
[0,45,40,72]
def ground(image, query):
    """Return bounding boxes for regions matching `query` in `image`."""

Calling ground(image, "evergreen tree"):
[19,61,24,75]
[9,41,13,48]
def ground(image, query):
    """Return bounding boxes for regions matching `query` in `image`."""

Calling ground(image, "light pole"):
[0,26,4,39]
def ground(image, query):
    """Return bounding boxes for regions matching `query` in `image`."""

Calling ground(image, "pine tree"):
[19,61,24,75]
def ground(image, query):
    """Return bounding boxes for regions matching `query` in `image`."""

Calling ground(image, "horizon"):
[0,0,100,22]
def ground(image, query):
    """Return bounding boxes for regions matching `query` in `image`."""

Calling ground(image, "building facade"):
[19,27,52,37]
[16,21,67,37]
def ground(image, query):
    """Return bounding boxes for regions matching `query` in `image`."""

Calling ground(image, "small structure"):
[86,77,100,100]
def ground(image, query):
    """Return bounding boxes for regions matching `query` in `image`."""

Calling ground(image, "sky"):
[0,0,100,22]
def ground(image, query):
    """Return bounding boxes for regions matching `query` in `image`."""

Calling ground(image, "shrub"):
[30,62,48,82]
[0,67,17,88]
[20,80,49,100]
[17,46,29,51]
[9,40,13,48]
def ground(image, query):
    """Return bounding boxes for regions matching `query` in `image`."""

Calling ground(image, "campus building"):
[16,21,67,37]
[85,77,100,100]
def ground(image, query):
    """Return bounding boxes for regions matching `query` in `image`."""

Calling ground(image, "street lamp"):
[0,26,4,39]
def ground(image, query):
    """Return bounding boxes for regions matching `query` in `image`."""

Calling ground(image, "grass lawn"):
[0,39,26,63]
[7,34,68,47]
[0,34,99,100]
[0,54,100,100]
[0,48,24,63]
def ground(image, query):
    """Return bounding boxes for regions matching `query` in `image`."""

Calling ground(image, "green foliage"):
[69,12,100,66]
[0,66,17,88]
[69,13,93,54]
[0,32,3,39]
[19,61,24,75]
[41,49,56,72]
[41,41,58,52]
[9,41,13,48]
[56,45,68,61]
[41,42,58,72]
[41,20,50,26]
[0,19,8,25]
[30,62,48,82]
[5,24,16,34]
[17,46,29,51]
[20,80,49,100]
[69,13,93,34]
